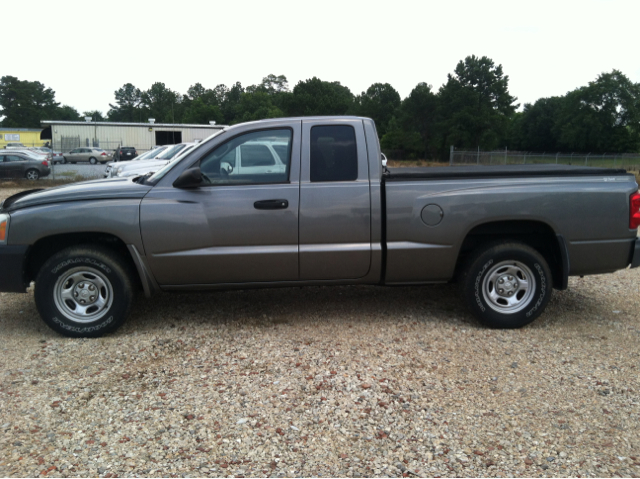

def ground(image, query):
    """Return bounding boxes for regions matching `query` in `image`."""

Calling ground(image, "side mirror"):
[173,167,203,188]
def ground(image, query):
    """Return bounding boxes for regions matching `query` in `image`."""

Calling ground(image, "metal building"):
[0,128,47,148]
[40,119,225,153]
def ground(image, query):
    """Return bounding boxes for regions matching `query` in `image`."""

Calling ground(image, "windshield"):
[146,131,225,184]
[20,151,43,159]
[156,144,186,160]
[134,147,166,161]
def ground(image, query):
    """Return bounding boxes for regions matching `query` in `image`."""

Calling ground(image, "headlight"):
[0,213,9,245]
[116,167,123,175]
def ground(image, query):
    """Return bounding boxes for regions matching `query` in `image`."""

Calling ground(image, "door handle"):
[254,199,289,210]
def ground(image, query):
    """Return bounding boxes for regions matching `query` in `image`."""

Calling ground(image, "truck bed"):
[385,164,630,181]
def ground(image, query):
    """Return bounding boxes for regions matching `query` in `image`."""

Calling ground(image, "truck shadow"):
[123,281,616,335]
[0,282,618,339]
[125,283,472,334]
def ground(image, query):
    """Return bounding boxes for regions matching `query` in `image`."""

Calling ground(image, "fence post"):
[449,145,454,165]
[585,153,590,166]
[556,152,558,164]
[570,152,574,164]
[477,146,480,165]
[614,155,617,168]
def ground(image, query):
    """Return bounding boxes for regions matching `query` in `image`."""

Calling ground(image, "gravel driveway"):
[1,187,639,478]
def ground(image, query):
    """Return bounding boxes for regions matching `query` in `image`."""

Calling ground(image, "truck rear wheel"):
[34,245,134,338]
[460,242,552,328]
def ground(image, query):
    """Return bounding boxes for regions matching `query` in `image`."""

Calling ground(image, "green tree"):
[556,70,640,153]
[0,75,60,127]
[51,105,82,121]
[234,91,284,123]
[107,83,143,122]
[354,83,401,137]
[286,77,354,116]
[186,82,207,100]
[437,55,518,154]
[83,110,105,121]
[260,74,289,94]
[509,97,564,151]
[381,116,423,156]
[220,82,245,124]
[401,82,439,157]
[141,82,182,123]
[182,98,223,124]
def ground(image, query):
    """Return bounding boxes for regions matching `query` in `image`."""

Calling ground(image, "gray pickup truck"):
[1,116,640,337]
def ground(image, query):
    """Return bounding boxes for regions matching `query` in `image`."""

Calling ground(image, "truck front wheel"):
[34,246,134,338]
[460,242,552,328]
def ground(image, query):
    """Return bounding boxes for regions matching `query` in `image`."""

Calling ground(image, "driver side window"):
[199,129,292,185]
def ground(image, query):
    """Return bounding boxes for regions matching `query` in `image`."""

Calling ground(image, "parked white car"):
[104,146,168,178]
[209,140,289,177]
[116,143,198,178]
[4,143,26,149]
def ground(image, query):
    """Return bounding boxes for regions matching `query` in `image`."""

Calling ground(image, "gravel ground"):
[1,187,640,478]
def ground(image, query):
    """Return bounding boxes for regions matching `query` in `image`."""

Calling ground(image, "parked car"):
[63,148,111,164]
[4,143,26,149]
[0,151,50,180]
[112,147,138,162]
[31,147,63,163]
[10,148,50,162]
[104,146,168,178]
[115,143,198,178]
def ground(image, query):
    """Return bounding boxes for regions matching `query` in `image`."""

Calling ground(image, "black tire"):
[89,157,97,164]
[34,245,135,338]
[460,242,553,328]
[25,169,39,180]
[62,157,67,164]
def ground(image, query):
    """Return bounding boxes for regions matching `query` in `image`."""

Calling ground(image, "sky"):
[5,0,640,116]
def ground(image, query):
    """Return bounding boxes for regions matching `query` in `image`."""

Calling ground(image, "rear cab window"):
[310,125,357,182]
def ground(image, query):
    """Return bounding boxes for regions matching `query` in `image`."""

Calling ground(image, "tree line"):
[1,56,639,159]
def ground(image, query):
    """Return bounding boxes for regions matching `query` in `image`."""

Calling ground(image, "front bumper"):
[631,238,640,268]
[0,245,29,292]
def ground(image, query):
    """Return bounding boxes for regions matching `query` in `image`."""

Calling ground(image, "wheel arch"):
[26,232,143,292]
[455,220,567,290]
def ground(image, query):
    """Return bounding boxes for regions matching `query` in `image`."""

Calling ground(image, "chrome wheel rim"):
[53,267,114,323]
[482,260,536,314]
[90,158,96,164]
[26,170,38,180]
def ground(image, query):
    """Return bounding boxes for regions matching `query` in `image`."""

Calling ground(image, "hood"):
[2,177,152,212]
[119,159,169,172]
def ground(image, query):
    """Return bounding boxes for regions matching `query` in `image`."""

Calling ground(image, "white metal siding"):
[47,124,223,152]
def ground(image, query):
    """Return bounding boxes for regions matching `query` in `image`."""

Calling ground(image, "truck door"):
[299,119,371,280]
[140,124,301,285]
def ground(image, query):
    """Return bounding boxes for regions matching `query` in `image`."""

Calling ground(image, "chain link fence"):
[450,148,640,171]
[59,137,123,153]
